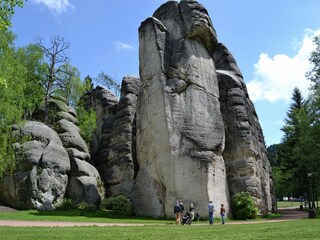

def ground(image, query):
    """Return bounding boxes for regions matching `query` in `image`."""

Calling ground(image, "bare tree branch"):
[35,35,71,123]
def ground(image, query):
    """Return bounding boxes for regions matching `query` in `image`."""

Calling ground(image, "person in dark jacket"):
[179,201,185,223]
[174,201,182,224]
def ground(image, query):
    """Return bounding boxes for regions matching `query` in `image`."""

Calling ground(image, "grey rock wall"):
[134,0,229,218]
[214,43,274,213]
[86,77,140,198]
[85,0,274,219]
[53,101,104,206]
[0,0,274,217]
[0,99,104,209]
[0,121,70,210]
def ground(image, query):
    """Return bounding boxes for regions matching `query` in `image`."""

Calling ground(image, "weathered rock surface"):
[0,99,104,209]
[0,121,70,210]
[83,0,274,218]
[214,43,274,213]
[50,99,104,206]
[86,77,140,197]
[0,0,274,217]
[85,86,118,166]
[134,0,229,218]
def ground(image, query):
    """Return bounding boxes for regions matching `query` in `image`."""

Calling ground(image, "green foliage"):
[231,191,259,220]
[0,28,25,176]
[277,49,320,203]
[15,44,45,117]
[55,198,97,212]
[75,76,97,144]
[76,202,97,212]
[54,199,75,210]
[0,31,90,176]
[54,199,97,212]
[0,132,15,176]
[96,71,120,96]
[77,103,97,143]
[83,75,94,92]
[0,0,25,30]
[267,144,280,167]
[101,195,133,217]
[277,88,309,198]
[54,63,84,108]
[306,35,320,90]
[272,166,292,199]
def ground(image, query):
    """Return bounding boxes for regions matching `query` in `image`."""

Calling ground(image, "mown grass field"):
[277,201,305,208]
[1,219,320,240]
[0,209,168,224]
[1,202,319,240]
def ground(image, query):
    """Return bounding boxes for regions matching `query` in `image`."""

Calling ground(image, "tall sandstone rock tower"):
[87,0,274,218]
[134,0,227,217]
[133,0,274,217]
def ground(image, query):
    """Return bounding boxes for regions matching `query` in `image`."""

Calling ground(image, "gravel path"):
[0,206,309,227]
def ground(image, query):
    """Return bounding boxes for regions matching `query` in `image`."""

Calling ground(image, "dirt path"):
[276,207,308,220]
[0,207,308,227]
[223,207,308,225]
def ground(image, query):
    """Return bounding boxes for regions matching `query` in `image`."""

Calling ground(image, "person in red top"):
[220,204,226,224]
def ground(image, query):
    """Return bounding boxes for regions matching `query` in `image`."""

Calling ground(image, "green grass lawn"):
[277,201,304,208]
[0,209,280,224]
[1,219,320,240]
[1,207,319,240]
[0,209,168,224]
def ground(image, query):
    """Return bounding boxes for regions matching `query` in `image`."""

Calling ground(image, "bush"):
[76,202,97,212]
[101,195,133,217]
[55,199,97,212]
[54,199,75,210]
[231,191,259,220]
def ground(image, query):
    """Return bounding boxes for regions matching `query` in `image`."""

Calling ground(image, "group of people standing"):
[174,201,199,225]
[174,200,226,225]
[208,201,226,224]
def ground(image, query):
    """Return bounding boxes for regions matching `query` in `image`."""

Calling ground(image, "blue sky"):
[11,0,320,146]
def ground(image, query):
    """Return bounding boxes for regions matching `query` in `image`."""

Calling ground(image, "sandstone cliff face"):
[134,0,229,217]
[0,99,104,209]
[214,43,274,213]
[0,121,70,210]
[0,0,274,216]
[85,0,274,218]
[86,77,140,198]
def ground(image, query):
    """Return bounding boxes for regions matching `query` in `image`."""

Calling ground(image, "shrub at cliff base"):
[231,191,259,220]
[101,195,133,217]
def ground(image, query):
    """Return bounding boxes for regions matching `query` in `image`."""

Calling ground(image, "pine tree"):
[278,87,308,198]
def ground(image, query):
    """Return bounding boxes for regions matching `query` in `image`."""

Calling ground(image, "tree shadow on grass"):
[27,209,162,222]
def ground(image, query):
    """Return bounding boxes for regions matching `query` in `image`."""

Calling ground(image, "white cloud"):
[114,41,134,51]
[247,29,320,103]
[32,0,73,15]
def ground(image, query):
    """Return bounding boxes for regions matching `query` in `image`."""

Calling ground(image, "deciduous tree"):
[55,63,83,107]
[35,36,70,122]
[0,0,25,29]
[96,71,120,96]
